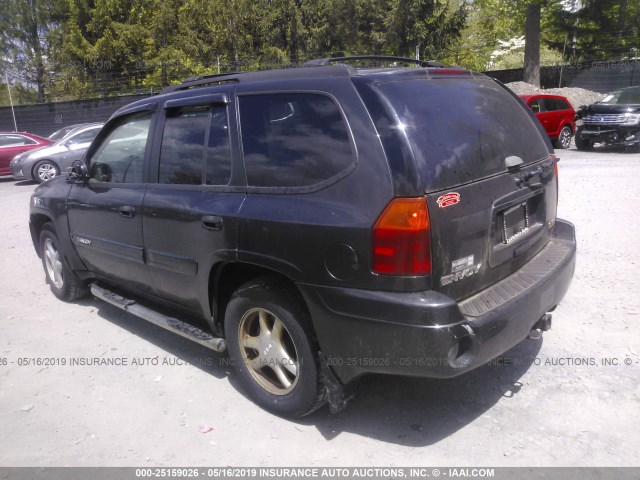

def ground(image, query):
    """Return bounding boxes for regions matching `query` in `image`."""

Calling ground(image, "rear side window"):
[358,77,550,192]
[159,105,232,186]
[239,93,353,188]
[160,107,209,185]
[542,98,559,111]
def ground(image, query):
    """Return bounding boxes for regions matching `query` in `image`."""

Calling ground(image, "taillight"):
[372,197,431,275]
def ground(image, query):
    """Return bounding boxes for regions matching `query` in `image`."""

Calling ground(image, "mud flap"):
[318,351,356,414]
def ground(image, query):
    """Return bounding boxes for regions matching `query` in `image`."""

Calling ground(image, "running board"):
[90,284,226,353]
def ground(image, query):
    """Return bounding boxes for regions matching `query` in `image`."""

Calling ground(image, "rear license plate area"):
[500,202,529,244]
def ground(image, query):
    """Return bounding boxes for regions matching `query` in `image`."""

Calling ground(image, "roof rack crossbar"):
[303,55,445,68]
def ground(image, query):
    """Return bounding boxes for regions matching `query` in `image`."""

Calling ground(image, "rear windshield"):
[359,77,550,192]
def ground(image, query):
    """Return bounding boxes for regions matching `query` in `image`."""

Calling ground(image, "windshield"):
[601,87,640,105]
[358,76,550,192]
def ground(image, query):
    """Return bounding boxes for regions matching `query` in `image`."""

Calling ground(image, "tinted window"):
[206,109,232,185]
[88,113,151,183]
[528,98,542,113]
[239,93,353,188]
[159,107,209,185]
[542,98,559,112]
[556,99,571,111]
[359,77,550,193]
[158,106,231,186]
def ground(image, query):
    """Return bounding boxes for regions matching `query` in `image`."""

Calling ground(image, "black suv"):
[29,56,576,417]
[575,85,640,151]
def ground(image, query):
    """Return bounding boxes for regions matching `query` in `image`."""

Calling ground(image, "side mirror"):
[68,160,89,183]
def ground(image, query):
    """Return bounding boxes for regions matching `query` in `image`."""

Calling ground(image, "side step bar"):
[90,284,226,353]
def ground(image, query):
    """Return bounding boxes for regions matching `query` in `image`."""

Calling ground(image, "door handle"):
[202,215,223,231]
[119,206,136,218]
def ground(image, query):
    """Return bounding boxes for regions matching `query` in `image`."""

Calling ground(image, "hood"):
[582,103,640,114]
[23,144,68,161]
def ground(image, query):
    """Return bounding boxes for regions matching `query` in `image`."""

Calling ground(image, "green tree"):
[385,0,467,59]
[547,0,640,60]
[4,0,55,102]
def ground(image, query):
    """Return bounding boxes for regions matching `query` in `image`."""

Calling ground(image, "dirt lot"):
[1,146,639,467]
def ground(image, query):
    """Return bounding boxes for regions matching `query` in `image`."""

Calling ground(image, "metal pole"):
[559,33,568,88]
[5,72,18,131]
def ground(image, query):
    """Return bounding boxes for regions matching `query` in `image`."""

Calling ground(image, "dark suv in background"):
[575,85,640,151]
[29,56,576,417]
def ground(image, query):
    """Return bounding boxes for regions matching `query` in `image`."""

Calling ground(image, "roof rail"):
[303,55,445,68]
[161,71,245,93]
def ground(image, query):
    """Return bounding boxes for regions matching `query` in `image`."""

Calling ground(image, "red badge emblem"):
[437,192,460,208]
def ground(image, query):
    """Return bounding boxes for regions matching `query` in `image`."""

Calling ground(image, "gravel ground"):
[0,145,639,467]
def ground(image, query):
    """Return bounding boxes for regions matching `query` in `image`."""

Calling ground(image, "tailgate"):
[427,158,558,300]
[354,74,557,299]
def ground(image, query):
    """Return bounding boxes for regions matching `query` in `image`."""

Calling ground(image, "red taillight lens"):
[372,197,431,275]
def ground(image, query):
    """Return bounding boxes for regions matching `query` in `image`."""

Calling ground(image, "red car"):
[0,132,53,176]
[519,94,576,149]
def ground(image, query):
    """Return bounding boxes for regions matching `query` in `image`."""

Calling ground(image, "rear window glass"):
[361,77,550,192]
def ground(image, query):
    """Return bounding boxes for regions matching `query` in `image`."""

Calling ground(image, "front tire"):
[40,224,88,301]
[33,160,60,184]
[574,129,593,151]
[555,125,573,149]
[224,277,326,417]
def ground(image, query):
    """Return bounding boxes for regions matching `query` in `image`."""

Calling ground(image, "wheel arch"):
[29,213,54,257]
[560,121,575,134]
[208,262,310,336]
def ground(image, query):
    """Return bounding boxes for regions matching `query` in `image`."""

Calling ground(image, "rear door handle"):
[119,206,136,218]
[202,215,223,231]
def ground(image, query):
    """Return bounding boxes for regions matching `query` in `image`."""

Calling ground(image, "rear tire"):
[33,160,60,184]
[40,224,88,301]
[574,129,593,151]
[224,276,326,417]
[554,125,573,149]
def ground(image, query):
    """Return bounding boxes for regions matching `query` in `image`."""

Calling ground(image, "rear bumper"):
[299,219,576,384]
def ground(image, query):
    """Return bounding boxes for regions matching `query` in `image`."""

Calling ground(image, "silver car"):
[11,123,103,183]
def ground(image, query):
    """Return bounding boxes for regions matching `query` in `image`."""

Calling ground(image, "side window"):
[158,105,232,186]
[67,128,100,145]
[159,106,209,185]
[88,113,151,184]
[239,93,354,188]
[528,99,541,113]
[0,135,36,146]
[543,98,559,112]
[557,99,571,111]
[206,108,232,186]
